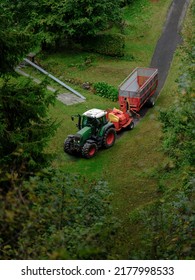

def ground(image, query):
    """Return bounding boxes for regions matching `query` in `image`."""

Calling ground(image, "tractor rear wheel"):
[103,128,116,148]
[82,142,98,159]
[64,138,74,155]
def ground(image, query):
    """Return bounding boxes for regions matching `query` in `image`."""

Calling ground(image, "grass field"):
[17,0,186,258]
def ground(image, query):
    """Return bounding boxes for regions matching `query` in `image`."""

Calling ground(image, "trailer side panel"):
[119,68,158,112]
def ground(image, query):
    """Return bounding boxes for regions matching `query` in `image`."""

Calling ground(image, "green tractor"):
[64,108,116,158]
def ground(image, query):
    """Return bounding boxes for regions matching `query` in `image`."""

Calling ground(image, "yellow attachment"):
[108,113,119,122]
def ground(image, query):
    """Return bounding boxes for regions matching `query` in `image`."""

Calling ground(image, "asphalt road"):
[150,0,190,95]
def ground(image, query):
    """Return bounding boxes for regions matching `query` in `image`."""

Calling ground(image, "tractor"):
[64,108,116,158]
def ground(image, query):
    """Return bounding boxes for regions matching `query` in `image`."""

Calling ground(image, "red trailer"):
[118,67,158,113]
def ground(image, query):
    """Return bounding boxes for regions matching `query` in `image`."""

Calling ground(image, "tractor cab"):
[82,108,108,132]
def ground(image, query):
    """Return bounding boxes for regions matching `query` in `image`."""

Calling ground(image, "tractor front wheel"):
[103,128,116,148]
[64,138,74,155]
[82,142,98,159]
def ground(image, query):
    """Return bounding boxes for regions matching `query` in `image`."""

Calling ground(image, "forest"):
[0,0,194,260]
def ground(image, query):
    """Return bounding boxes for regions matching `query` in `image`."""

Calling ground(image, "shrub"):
[0,171,119,260]
[82,33,125,57]
[93,82,118,101]
[119,0,136,7]
[135,184,195,260]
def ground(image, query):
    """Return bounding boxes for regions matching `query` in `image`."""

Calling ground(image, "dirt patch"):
[150,0,159,2]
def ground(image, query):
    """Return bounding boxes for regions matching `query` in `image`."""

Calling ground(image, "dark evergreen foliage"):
[0,12,35,75]
[0,172,118,259]
[82,34,125,57]
[0,78,58,190]
[2,0,122,47]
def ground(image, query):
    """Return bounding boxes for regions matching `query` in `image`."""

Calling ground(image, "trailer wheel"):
[82,142,97,159]
[127,121,134,130]
[64,138,74,155]
[147,98,155,107]
[103,128,116,148]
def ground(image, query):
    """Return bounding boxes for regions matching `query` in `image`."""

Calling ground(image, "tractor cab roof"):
[83,108,106,119]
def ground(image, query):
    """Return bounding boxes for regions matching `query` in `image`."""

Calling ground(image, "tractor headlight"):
[74,134,81,143]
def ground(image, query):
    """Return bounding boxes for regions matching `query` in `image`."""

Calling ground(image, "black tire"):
[147,97,155,107]
[127,121,134,130]
[82,142,98,159]
[102,127,116,149]
[64,138,74,155]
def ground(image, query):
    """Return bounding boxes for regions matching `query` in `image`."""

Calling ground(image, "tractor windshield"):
[82,116,95,128]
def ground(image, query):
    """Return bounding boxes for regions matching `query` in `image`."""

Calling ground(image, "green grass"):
[122,0,172,62]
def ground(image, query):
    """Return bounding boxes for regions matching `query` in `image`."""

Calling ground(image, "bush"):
[82,33,125,57]
[119,0,136,7]
[0,171,119,260]
[134,184,195,260]
[94,82,118,101]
